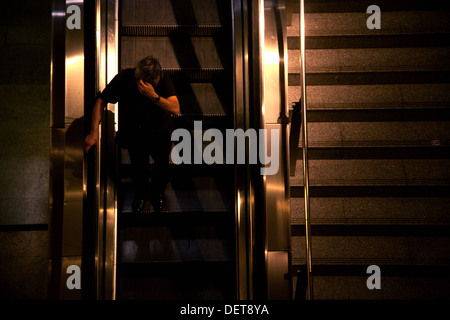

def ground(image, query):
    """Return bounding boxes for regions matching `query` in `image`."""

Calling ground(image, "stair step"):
[292,256,450,267]
[300,0,450,14]
[288,11,450,36]
[291,224,450,236]
[291,236,450,265]
[308,275,450,300]
[292,264,450,276]
[291,217,450,226]
[295,122,450,147]
[289,84,450,110]
[290,34,450,49]
[302,109,450,122]
[296,146,450,160]
[289,47,450,74]
[291,185,450,198]
[290,71,450,86]
[290,197,450,224]
[290,159,450,186]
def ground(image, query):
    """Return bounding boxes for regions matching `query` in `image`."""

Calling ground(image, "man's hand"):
[136,78,181,115]
[137,79,158,101]
[84,132,99,153]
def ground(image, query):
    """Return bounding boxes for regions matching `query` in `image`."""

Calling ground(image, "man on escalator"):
[84,56,180,212]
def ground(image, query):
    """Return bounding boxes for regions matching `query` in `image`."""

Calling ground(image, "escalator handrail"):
[298,0,313,300]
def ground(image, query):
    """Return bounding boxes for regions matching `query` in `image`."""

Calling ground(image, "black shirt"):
[98,68,176,144]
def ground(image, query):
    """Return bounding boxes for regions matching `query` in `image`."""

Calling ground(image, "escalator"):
[116,0,236,299]
[49,0,292,300]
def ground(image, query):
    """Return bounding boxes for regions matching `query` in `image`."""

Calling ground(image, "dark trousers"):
[127,131,172,200]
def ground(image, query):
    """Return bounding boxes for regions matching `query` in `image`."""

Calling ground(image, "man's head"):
[135,56,161,87]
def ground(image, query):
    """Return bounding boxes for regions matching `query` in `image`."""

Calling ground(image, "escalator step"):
[119,179,234,214]
[121,24,224,37]
[117,261,234,300]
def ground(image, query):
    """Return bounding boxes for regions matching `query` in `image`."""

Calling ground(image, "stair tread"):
[291,236,450,264]
[292,257,450,266]
[290,70,450,86]
[294,121,450,146]
[289,83,450,109]
[291,34,450,50]
[290,218,450,225]
[300,0,450,14]
[288,47,450,74]
[291,179,450,187]
[310,276,450,300]
[290,159,450,186]
[300,141,450,148]
[288,11,450,37]
[290,197,450,222]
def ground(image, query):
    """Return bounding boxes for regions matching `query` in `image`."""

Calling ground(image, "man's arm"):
[157,95,180,115]
[137,79,180,115]
[84,97,108,152]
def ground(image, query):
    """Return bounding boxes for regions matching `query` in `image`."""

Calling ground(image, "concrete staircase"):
[288,0,450,299]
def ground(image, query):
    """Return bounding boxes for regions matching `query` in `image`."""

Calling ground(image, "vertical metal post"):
[299,0,313,300]
[49,0,85,300]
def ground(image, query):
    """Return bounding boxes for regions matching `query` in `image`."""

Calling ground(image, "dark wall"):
[0,1,51,299]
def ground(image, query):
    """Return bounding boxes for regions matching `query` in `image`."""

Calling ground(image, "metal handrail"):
[289,101,301,176]
[299,0,313,300]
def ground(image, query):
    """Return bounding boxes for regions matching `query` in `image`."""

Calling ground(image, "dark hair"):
[135,56,161,82]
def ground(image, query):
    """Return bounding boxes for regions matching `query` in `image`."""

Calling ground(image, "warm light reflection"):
[107,52,117,83]
[264,51,280,65]
[52,11,65,17]
[237,189,241,225]
[265,181,284,193]
[237,190,241,209]
[66,55,84,67]
[300,10,305,41]
[259,1,265,119]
